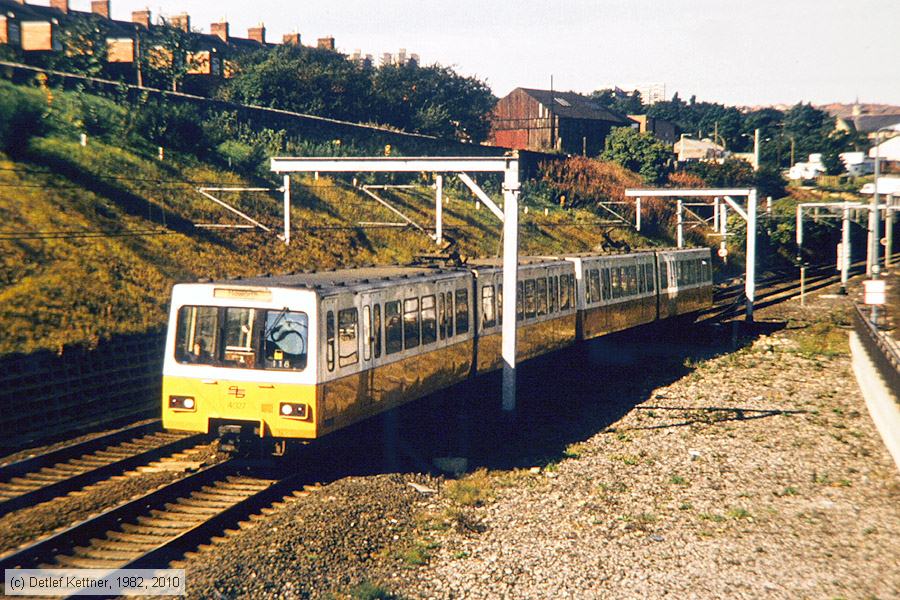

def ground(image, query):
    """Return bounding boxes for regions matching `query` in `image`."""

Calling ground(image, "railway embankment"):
[166,288,899,599]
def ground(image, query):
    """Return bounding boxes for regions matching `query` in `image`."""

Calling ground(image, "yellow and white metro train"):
[162,247,712,450]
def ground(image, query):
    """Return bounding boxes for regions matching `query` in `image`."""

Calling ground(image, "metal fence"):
[0,332,165,452]
[852,302,900,397]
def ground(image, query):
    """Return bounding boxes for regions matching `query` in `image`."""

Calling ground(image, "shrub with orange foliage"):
[539,157,642,209]
[667,171,707,188]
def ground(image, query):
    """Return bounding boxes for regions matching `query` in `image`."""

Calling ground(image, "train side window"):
[559,276,568,310]
[568,274,575,309]
[498,284,503,325]
[363,306,371,361]
[438,294,445,340]
[647,264,655,292]
[446,291,454,337]
[455,289,469,333]
[638,265,646,294]
[422,295,437,344]
[481,285,496,328]
[629,266,638,295]
[385,301,402,354]
[660,262,668,289]
[548,276,557,313]
[536,278,548,316]
[524,279,536,319]
[373,304,382,358]
[584,269,592,304]
[326,310,335,371]
[611,268,620,299]
[338,308,358,367]
[175,305,219,365]
[516,281,524,321]
[589,269,601,303]
[404,298,420,349]
[601,269,611,301]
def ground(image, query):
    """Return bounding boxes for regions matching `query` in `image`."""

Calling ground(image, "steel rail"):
[0,422,204,517]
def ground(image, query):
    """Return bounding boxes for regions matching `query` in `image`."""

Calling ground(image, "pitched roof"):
[851,114,900,133]
[517,88,632,124]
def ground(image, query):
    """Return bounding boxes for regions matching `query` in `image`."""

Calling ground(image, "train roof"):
[206,265,467,295]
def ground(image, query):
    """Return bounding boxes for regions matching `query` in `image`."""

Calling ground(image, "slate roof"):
[517,88,632,125]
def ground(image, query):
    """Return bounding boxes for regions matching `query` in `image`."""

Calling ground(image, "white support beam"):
[841,203,851,292]
[676,199,684,248]
[197,188,273,233]
[625,188,753,198]
[271,156,514,174]
[887,195,894,269]
[714,197,720,233]
[723,196,748,220]
[435,175,443,246]
[501,165,520,413]
[745,189,757,320]
[635,197,641,232]
[458,172,505,222]
[283,175,291,245]
[359,186,431,237]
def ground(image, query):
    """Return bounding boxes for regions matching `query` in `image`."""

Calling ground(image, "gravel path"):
[125,293,899,599]
[385,297,900,599]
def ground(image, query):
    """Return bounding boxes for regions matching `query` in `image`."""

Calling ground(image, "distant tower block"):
[317,36,335,51]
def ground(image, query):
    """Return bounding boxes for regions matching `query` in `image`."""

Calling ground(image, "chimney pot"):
[282,32,300,46]
[50,0,69,14]
[91,1,110,18]
[170,13,190,32]
[248,25,265,44]
[211,21,229,42]
[132,9,151,28]
[317,36,335,51]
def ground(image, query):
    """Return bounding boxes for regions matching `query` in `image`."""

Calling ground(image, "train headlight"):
[279,402,309,419]
[169,396,196,411]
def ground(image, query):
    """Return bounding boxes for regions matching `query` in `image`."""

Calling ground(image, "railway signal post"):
[271,155,522,413]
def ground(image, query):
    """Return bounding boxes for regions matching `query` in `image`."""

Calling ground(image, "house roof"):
[516,88,632,124]
[851,114,900,134]
[0,0,143,37]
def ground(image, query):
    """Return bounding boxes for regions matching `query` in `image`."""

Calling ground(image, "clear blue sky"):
[73,0,900,106]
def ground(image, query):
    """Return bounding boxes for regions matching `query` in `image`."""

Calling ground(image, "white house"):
[868,135,900,163]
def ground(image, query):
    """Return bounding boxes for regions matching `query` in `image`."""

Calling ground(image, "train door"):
[357,291,379,404]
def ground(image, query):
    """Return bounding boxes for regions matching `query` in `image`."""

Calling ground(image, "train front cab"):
[569,252,659,341]
[162,283,320,441]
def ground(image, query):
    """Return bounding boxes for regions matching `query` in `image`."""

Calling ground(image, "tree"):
[600,127,673,184]
[371,63,496,142]
[219,45,373,122]
[590,89,644,116]
[57,14,110,77]
[138,18,200,92]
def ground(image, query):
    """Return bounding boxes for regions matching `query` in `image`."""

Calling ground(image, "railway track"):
[0,461,303,576]
[0,421,204,517]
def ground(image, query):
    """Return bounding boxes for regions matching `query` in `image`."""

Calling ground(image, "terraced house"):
[0,0,317,93]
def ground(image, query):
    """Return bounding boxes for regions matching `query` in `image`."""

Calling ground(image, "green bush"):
[216,139,265,173]
[131,100,211,154]
[0,83,45,154]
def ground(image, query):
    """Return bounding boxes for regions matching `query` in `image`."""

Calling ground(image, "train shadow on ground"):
[277,317,788,484]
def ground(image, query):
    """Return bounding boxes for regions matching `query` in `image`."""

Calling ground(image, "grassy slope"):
[1,86,651,355]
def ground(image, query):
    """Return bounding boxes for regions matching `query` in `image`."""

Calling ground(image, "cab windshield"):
[174,305,309,371]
